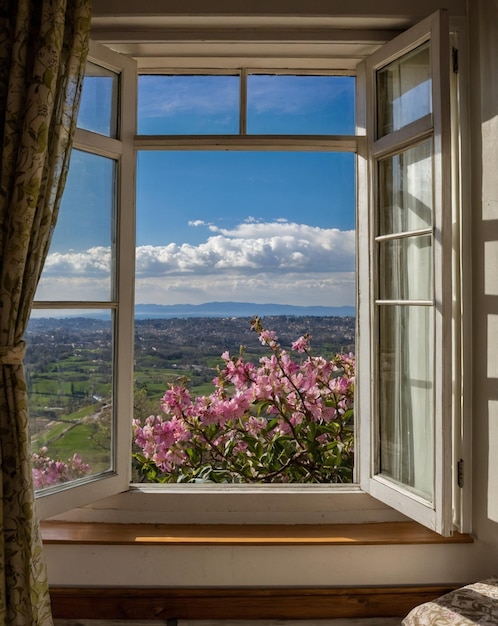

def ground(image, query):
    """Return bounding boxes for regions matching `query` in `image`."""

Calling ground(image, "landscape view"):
[29,73,357,488]
[26,305,355,485]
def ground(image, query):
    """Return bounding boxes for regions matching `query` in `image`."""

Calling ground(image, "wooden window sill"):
[40,520,473,546]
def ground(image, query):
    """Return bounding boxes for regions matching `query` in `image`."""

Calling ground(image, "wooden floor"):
[54,617,400,626]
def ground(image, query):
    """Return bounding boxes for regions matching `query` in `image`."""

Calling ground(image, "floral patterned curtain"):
[0,1,92,624]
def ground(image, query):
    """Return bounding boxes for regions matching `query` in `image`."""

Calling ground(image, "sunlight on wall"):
[486,315,498,378]
[488,400,498,523]
[485,242,498,296]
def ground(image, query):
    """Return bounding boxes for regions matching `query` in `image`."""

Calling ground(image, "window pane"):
[378,235,432,301]
[378,304,433,501]
[377,42,431,138]
[138,75,240,134]
[134,150,356,484]
[27,310,114,491]
[378,140,433,235]
[78,61,119,137]
[247,75,355,134]
[35,150,115,301]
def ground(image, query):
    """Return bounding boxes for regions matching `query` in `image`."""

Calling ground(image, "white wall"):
[470,0,498,560]
[46,543,480,588]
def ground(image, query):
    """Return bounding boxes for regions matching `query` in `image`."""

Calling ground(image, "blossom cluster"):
[133,317,355,483]
[32,447,90,489]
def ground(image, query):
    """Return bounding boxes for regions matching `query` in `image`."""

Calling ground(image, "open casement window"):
[33,41,136,519]
[32,14,466,535]
[358,10,459,536]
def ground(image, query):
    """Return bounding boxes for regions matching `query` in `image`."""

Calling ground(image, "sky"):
[35,74,356,309]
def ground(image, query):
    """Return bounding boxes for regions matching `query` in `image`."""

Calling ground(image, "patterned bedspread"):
[402,578,498,625]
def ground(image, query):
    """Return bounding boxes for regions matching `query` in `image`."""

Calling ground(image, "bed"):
[402,578,498,625]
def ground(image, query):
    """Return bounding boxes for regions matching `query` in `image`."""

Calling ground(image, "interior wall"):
[470,0,498,563]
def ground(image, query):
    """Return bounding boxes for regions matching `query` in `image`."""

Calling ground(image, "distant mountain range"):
[135,302,355,319]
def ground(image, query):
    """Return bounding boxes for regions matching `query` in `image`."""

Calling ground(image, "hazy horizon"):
[29,300,355,320]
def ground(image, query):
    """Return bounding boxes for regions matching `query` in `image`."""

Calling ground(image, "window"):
[32,41,136,519]
[133,72,356,485]
[31,12,467,535]
[358,10,464,535]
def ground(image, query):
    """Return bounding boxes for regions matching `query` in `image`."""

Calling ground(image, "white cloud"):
[41,221,355,276]
[42,247,111,275]
[135,221,354,275]
[35,275,110,301]
[38,221,355,305]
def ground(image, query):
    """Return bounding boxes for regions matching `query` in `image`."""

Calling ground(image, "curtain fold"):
[0,1,92,624]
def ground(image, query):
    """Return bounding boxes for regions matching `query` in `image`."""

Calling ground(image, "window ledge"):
[40,520,473,546]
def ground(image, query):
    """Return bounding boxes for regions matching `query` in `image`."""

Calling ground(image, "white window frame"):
[35,14,469,535]
[358,10,468,536]
[34,40,137,520]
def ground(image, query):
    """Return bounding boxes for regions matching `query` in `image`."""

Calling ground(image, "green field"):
[28,351,224,473]
[26,315,355,479]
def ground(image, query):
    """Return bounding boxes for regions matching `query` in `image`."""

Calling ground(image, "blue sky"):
[36,74,356,308]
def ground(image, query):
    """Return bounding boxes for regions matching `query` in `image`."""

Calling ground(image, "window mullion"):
[134,135,358,151]
[375,228,433,242]
[371,114,433,158]
[240,67,247,134]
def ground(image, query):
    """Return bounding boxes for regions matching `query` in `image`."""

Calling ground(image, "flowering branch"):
[133,317,355,484]
[32,447,90,489]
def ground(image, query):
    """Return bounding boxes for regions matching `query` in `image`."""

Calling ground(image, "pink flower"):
[291,335,309,353]
[234,441,249,454]
[245,415,267,436]
[258,329,278,348]
[32,449,90,489]
[132,318,355,484]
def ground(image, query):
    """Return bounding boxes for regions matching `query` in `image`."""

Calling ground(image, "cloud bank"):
[37,220,355,306]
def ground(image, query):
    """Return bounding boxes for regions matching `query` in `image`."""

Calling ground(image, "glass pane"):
[247,75,355,134]
[134,150,356,484]
[78,61,119,137]
[138,75,239,134]
[35,150,115,301]
[27,310,114,491]
[377,42,431,138]
[378,235,432,301]
[378,140,433,235]
[378,305,433,501]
